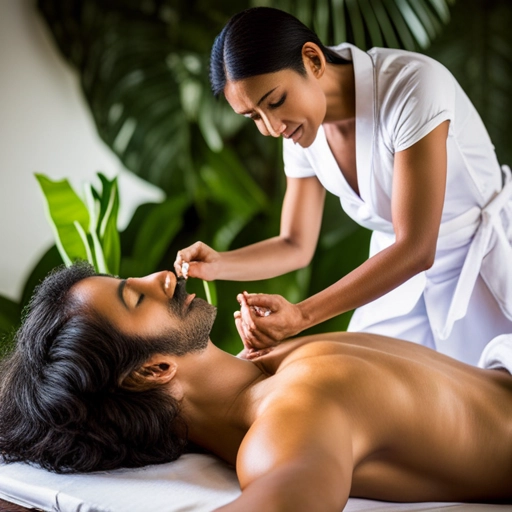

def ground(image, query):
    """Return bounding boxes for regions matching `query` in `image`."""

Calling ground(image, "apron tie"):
[437,165,512,340]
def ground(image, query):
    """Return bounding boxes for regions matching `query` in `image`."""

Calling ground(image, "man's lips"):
[183,293,196,312]
[164,271,177,298]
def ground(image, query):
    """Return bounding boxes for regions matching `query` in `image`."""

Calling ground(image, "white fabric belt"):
[437,165,512,250]
[437,165,512,339]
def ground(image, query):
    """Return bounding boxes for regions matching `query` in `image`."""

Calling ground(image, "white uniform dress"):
[283,43,512,365]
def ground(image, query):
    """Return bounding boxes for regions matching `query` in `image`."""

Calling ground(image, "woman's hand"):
[234,292,306,350]
[174,242,220,281]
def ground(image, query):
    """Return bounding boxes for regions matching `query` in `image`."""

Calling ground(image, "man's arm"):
[215,390,353,511]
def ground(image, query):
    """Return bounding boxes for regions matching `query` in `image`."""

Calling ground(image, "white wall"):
[0,0,164,302]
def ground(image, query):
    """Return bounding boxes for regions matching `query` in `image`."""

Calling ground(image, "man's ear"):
[121,354,177,391]
[301,42,326,78]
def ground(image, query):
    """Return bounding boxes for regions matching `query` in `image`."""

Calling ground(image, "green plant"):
[425,0,512,166]
[36,171,218,305]
[35,172,120,274]
[268,0,455,50]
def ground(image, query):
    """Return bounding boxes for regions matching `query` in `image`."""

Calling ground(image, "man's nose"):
[125,271,175,298]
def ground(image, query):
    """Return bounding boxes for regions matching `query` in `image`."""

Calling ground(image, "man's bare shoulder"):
[252,331,412,376]
[236,374,354,494]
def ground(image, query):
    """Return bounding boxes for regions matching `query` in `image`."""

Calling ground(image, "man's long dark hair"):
[0,263,188,473]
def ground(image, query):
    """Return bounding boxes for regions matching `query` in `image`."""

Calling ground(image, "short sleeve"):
[282,137,316,178]
[381,55,455,153]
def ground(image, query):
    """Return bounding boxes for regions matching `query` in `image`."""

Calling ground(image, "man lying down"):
[0,263,511,512]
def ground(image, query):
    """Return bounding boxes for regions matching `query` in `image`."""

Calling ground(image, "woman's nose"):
[263,115,286,138]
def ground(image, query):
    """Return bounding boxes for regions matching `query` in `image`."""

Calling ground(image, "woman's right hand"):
[174,242,220,281]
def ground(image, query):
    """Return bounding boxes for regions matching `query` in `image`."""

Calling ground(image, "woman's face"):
[224,66,326,148]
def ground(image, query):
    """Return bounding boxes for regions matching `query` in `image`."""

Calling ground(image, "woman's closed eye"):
[269,94,286,109]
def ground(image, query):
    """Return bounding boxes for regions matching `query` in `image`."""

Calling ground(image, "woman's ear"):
[301,42,326,78]
[121,354,177,391]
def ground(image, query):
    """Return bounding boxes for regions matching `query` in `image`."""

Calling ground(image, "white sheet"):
[0,454,510,511]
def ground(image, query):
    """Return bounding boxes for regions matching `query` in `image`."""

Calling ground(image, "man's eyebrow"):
[118,279,128,309]
[238,87,278,115]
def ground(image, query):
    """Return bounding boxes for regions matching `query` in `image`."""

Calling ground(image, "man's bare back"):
[227,332,512,509]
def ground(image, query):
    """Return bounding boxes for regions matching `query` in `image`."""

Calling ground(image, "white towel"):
[477,333,512,373]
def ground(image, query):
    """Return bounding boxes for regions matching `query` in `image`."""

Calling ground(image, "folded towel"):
[477,333,512,373]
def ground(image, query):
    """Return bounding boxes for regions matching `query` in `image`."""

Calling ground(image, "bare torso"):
[248,333,512,503]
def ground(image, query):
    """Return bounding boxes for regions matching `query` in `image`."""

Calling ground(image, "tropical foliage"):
[2,0,511,356]
[36,173,121,275]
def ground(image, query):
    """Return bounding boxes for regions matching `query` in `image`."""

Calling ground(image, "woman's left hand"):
[234,291,305,351]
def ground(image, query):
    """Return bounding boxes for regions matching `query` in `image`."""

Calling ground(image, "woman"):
[175,7,512,365]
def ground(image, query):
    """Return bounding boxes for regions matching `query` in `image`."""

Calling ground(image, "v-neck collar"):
[327,43,375,205]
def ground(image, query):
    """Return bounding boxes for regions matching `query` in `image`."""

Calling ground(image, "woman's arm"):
[240,121,449,345]
[175,176,325,281]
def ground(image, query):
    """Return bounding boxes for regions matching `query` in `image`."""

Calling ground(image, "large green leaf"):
[35,173,91,266]
[267,0,455,50]
[94,173,121,275]
[426,0,512,166]
[36,173,121,275]
[37,0,251,196]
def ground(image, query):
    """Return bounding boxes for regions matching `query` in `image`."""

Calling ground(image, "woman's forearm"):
[297,240,431,330]
[216,236,312,281]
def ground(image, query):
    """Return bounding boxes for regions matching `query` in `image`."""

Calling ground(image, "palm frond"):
[270,0,455,50]
[426,0,512,166]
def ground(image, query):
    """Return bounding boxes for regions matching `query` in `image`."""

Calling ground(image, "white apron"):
[283,44,512,364]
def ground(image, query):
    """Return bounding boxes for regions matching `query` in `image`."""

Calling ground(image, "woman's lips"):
[289,125,303,144]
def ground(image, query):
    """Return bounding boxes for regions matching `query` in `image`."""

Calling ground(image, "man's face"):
[71,271,217,355]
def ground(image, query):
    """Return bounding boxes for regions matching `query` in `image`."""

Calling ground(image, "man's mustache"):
[168,275,189,314]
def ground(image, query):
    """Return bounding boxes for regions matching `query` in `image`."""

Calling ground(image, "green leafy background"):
[1,0,511,356]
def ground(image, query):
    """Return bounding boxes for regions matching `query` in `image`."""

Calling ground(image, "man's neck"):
[172,341,265,462]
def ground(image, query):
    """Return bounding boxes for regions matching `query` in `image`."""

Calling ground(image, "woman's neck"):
[321,62,356,122]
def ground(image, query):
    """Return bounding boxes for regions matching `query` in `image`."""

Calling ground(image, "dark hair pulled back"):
[210,7,349,96]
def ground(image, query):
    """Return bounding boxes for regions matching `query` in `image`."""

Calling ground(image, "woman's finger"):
[238,293,257,331]
[245,347,272,360]
[234,311,248,345]
[243,292,277,310]
[234,311,256,351]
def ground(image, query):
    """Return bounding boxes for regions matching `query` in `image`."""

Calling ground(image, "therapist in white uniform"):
[175,7,512,365]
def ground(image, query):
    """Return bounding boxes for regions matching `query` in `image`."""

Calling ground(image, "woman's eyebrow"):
[257,87,278,105]
[238,87,279,115]
[118,279,128,309]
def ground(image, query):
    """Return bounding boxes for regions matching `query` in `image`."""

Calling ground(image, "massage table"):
[0,453,510,511]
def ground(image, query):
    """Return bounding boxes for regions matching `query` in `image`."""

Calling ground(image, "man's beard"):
[157,277,217,356]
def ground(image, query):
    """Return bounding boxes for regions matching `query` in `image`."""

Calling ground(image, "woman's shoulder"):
[369,48,457,145]
[369,47,453,86]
